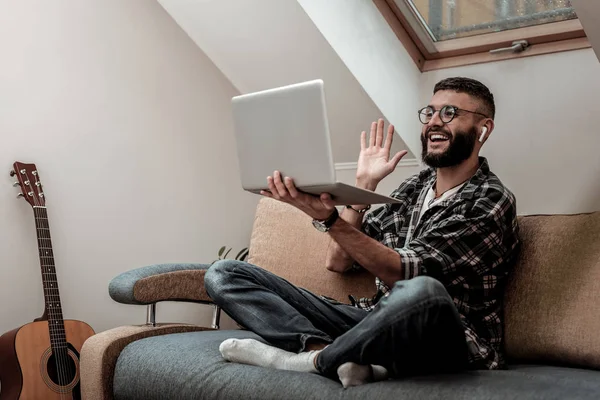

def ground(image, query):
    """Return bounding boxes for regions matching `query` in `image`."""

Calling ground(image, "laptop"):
[231,79,401,205]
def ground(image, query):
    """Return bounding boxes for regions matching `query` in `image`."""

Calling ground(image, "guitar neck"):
[34,206,67,349]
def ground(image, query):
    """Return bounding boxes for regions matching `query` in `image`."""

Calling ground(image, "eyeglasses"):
[418,105,489,124]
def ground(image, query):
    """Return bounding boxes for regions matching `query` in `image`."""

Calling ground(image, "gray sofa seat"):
[113,330,600,400]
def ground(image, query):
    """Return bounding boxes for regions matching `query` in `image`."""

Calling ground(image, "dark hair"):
[433,77,495,119]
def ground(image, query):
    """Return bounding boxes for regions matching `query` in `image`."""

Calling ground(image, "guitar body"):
[0,320,94,400]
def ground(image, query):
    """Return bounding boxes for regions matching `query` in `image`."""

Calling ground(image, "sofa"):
[80,198,600,400]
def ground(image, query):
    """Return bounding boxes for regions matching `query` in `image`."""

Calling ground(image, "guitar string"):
[28,170,68,399]
[36,183,70,398]
[44,206,70,398]
[35,183,70,398]
[31,184,67,399]
[37,206,67,397]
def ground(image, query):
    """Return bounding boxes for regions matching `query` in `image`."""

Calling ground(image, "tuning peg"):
[9,170,16,177]
[17,193,24,198]
[12,181,20,187]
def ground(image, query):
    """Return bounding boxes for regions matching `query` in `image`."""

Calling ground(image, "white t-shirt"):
[416,182,466,227]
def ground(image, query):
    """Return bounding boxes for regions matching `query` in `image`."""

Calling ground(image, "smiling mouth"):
[428,133,450,143]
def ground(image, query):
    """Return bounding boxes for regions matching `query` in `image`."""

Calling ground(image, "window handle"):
[489,40,529,54]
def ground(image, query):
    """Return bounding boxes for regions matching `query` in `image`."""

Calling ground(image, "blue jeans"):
[205,260,468,378]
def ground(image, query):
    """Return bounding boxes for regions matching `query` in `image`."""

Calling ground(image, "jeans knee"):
[409,275,448,297]
[204,259,247,299]
[387,276,451,308]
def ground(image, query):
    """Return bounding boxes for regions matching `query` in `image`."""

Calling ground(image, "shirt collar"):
[420,157,490,202]
[458,157,490,200]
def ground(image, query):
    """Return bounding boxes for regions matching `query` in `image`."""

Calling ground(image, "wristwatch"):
[312,208,339,232]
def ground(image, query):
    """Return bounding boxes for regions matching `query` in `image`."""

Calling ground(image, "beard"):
[421,126,477,168]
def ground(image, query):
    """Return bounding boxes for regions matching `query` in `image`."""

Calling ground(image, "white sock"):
[219,338,318,373]
[337,362,389,388]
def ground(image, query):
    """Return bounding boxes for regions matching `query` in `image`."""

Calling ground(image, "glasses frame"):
[417,105,489,124]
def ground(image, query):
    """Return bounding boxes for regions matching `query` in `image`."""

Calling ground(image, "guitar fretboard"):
[34,206,67,350]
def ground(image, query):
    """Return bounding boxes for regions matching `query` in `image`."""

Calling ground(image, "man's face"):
[421,90,481,168]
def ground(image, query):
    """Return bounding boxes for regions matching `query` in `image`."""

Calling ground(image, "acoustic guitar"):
[0,162,95,400]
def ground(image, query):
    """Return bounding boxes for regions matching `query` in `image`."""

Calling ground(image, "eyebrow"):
[425,104,454,109]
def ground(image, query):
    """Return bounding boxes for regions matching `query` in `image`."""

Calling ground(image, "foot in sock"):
[219,338,318,373]
[337,362,389,388]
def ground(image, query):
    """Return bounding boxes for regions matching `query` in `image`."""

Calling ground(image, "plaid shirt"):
[353,157,520,370]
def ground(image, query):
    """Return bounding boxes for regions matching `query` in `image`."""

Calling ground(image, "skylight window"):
[375,0,590,71]
[409,0,577,41]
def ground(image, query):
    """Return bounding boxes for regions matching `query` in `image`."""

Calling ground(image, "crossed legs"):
[205,260,467,386]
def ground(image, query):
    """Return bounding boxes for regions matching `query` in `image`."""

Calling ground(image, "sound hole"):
[46,348,77,386]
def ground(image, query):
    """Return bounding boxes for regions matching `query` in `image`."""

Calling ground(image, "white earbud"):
[479,126,488,143]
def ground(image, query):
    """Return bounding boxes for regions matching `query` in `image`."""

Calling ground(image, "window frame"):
[374,0,591,72]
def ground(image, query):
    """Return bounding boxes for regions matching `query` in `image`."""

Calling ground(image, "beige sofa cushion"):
[248,198,375,303]
[249,198,600,369]
[504,212,600,369]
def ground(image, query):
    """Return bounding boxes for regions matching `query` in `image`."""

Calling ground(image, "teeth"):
[430,134,448,141]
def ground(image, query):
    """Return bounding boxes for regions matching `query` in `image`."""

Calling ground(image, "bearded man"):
[206,77,520,387]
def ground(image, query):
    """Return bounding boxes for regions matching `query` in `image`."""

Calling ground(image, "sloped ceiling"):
[572,0,600,63]
[157,0,412,163]
[297,0,423,158]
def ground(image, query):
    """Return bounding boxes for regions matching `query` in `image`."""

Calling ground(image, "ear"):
[479,119,494,144]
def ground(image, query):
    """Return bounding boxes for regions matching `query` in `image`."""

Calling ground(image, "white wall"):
[421,48,600,215]
[296,1,600,215]
[297,0,423,158]
[0,0,255,336]
[157,0,411,163]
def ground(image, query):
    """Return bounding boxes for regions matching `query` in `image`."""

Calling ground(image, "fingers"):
[267,171,302,202]
[360,131,366,151]
[369,121,376,147]
[320,193,335,210]
[283,176,300,199]
[266,176,280,199]
[272,171,289,198]
[384,124,395,150]
[375,118,384,147]
[390,150,408,168]
[267,171,288,200]
[265,172,333,218]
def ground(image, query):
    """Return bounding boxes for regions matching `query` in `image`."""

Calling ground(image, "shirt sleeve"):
[396,197,514,283]
[361,204,390,243]
[349,205,390,271]
[361,184,408,240]
[352,178,417,272]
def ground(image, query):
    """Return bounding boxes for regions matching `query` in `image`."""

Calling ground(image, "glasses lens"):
[419,107,434,124]
[440,106,456,123]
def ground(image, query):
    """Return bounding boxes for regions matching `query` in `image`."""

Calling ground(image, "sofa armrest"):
[108,263,212,305]
[80,324,211,400]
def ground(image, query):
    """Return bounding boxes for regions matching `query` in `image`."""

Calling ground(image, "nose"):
[427,110,445,129]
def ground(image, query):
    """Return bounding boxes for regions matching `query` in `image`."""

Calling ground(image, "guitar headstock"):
[11,161,46,207]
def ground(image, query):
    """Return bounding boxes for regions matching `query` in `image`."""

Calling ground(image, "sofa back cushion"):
[504,211,600,369]
[248,198,375,302]
[249,198,600,369]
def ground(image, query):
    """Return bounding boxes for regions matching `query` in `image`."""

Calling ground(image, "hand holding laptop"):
[260,170,336,221]
[231,79,404,206]
[260,118,407,221]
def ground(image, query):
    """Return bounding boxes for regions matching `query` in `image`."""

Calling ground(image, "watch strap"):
[321,208,339,228]
[345,204,371,214]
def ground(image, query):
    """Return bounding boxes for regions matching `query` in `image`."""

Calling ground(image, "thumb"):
[320,193,335,210]
[390,150,408,168]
